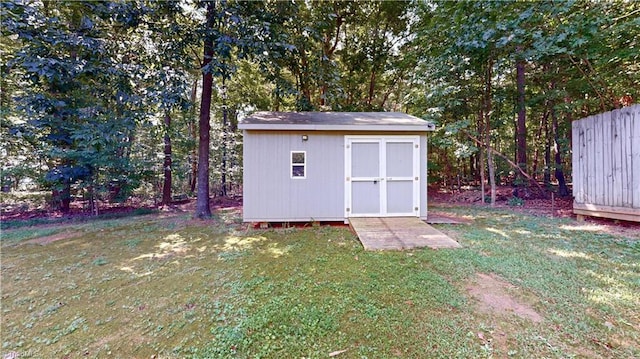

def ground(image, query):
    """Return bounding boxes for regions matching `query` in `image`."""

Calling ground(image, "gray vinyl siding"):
[243,131,345,221]
[421,133,428,220]
[243,130,429,222]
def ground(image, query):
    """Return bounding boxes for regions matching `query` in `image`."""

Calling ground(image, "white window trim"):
[290,151,306,179]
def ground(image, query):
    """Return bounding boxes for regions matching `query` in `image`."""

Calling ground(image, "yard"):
[1,205,639,358]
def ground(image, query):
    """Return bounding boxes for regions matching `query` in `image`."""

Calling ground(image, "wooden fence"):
[572,104,640,222]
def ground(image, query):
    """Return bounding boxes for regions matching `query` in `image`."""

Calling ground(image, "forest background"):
[1,0,638,218]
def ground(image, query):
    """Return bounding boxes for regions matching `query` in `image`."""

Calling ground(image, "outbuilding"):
[239,112,436,223]
[572,104,640,222]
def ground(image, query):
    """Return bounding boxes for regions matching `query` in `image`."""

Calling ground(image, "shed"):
[572,104,640,222]
[239,112,436,223]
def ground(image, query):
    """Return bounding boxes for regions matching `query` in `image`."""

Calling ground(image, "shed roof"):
[239,111,435,131]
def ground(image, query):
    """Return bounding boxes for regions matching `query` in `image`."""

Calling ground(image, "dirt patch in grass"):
[427,211,474,224]
[558,221,640,240]
[465,273,545,357]
[466,272,543,323]
[22,231,81,245]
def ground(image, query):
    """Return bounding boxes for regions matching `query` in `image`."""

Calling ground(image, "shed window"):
[291,151,306,179]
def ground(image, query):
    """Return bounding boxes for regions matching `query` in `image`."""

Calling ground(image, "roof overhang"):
[239,111,436,132]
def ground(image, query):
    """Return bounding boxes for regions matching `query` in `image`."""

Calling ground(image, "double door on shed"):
[345,135,421,217]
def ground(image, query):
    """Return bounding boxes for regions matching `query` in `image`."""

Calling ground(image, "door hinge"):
[415,144,419,148]
[346,177,350,181]
[414,207,419,211]
[346,208,350,212]
[415,177,419,181]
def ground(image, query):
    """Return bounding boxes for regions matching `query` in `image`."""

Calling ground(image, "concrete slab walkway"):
[348,217,462,251]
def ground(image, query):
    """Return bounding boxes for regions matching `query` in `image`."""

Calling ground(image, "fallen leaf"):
[329,349,348,357]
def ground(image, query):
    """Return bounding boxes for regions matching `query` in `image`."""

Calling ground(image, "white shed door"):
[345,136,420,217]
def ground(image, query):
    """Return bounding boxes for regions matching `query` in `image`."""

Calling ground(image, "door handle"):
[373,179,378,184]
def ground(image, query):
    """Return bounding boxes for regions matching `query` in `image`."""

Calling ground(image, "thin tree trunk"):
[298,47,312,110]
[479,152,486,199]
[544,109,552,186]
[515,48,527,195]
[220,75,228,197]
[487,147,497,206]
[367,69,376,108]
[552,108,570,197]
[189,79,198,194]
[478,111,486,202]
[274,73,281,111]
[485,58,496,206]
[161,112,172,205]
[195,1,215,219]
[88,184,98,216]
[532,111,549,180]
[54,179,71,213]
[516,54,527,172]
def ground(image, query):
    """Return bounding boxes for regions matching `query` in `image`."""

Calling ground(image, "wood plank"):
[586,116,595,205]
[573,203,640,223]
[573,202,640,216]
[621,109,633,206]
[633,105,640,209]
[576,119,585,204]
[583,117,590,204]
[602,111,612,206]
[594,114,603,206]
[349,217,461,251]
[573,104,640,215]
[571,120,580,202]
[612,110,623,207]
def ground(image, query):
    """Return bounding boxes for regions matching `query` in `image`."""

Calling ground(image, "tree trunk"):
[552,108,570,197]
[515,49,527,195]
[53,179,71,213]
[485,58,496,206]
[516,54,527,173]
[274,75,281,111]
[478,111,485,202]
[161,112,172,205]
[532,111,549,180]
[195,2,215,219]
[544,109,551,186]
[297,47,312,110]
[220,76,228,198]
[476,96,485,197]
[367,69,376,108]
[189,79,198,194]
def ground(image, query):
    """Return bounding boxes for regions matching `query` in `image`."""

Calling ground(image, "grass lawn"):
[1,206,638,358]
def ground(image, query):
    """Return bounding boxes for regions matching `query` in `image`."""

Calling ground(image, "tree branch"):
[565,54,608,112]
[462,130,547,195]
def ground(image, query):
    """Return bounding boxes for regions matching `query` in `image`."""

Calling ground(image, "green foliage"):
[2,0,639,206]
[91,257,108,266]
[411,0,639,185]
[507,196,524,207]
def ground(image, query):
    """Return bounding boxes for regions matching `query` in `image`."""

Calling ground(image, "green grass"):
[1,207,638,358]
